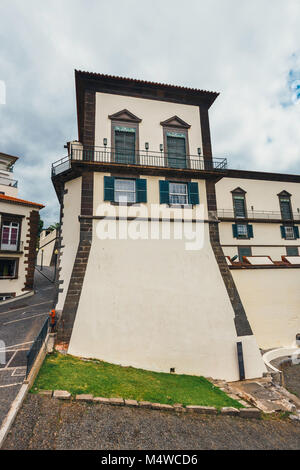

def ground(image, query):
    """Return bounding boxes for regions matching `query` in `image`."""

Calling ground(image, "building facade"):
[52,71,299,381]
[216,173,300,350]
[0,152,44,301]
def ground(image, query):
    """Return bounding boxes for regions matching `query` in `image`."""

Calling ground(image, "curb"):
[46,390,264,419]
[0,333,51,449]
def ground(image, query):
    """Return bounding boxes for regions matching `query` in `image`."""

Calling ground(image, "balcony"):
[0,175,18,187]
[52,146,228,177]
[217,209,300,221]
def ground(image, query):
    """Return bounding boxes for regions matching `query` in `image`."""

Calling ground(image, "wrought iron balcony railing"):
[52,146,228,176]
[217,209,300,221]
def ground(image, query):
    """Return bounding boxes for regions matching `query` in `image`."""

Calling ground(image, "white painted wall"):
[232,268,300,350]
[95,92,203,157]
[216,177,300,214]
[56,177,82,311]
[37,229,57,267]
[68,173,265,381]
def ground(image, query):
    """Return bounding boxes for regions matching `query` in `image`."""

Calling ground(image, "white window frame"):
[284,225,295,240]
[236,223,248,239]
[169,182,188,205]
[114,178,136,203]
[1,221,19,251]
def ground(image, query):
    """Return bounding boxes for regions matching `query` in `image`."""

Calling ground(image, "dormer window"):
[231,188,247,218]
[278,191,293,220]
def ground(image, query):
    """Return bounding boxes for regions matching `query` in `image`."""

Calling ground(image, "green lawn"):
[31,352,243,409]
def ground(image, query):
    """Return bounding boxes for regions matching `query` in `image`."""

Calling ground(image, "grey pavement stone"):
[221,407,240,416]
[93,397,110,404]
[151,403,174,411]
[75,394,93,402]
[109,397,124,406]
[53,390,71,400]
[186,405,217,415]
[124,399,138,407]
[239,408,262,419]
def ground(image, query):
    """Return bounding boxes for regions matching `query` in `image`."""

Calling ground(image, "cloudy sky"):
[1,0,300,225]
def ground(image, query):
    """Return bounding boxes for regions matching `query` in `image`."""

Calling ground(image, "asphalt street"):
[0,266,55,426]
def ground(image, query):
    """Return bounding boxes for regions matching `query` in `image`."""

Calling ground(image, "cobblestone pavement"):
[0,268,55,427]
[282,363,300,398]
[3,394,300,450]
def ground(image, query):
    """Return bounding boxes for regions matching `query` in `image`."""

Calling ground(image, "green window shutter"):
[232,224,238,238]
[159,180,170,204]
[294,226,299,239]
[188,182,199,205]
[104,176,115,201]
[247,224,253,238]
[136,178,147,203]
[280,225,286,239]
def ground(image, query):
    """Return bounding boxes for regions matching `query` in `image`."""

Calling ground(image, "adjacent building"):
[0,152,44,301]
[51,70,300,381]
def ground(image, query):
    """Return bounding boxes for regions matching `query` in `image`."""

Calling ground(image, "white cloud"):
[0,0,300,224]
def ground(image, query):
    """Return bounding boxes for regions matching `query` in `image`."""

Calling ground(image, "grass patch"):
[31,352,243,409]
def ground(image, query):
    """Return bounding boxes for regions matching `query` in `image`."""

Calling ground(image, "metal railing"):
[26,317,49,378]
[52,146,228,176]
[217,209,300,221]
[0,175,18,187]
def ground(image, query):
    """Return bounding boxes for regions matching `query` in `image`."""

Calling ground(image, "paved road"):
[0,267,55,426]
[3,394,300,450]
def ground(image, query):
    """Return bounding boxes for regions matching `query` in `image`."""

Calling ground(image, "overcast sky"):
[1,0,300,226]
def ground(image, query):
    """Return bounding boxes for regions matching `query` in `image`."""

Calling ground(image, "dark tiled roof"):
[75,69,219,97]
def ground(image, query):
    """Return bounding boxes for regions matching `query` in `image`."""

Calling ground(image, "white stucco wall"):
[232,268,300,350]
[68,172,265,381]
[56,177,82,311]
[216,177,300,214]
[95,92,203,157]
[37,229,57,267]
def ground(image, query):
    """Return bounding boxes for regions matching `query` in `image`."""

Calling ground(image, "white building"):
[0,152,44,300]
[51,71,300,381]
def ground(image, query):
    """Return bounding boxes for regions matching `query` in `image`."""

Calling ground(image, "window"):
[286,246,299,256]
[104,176,147,204]
[114,179,136,203]
[281,225,299,240]
[109,109,141,166]
[0,259,17,278]
[169,182,188,205]
[160,116,191,170]
[238,246,252,262]
[231,188,247,218]
[114,128,136,164]
[233,195,246,218]
[278,192,293,220]
[166,134,187,169]
[159,181,199,205]
[1,221,19,251]
[236,224,248,238]
[232,223,253,239]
